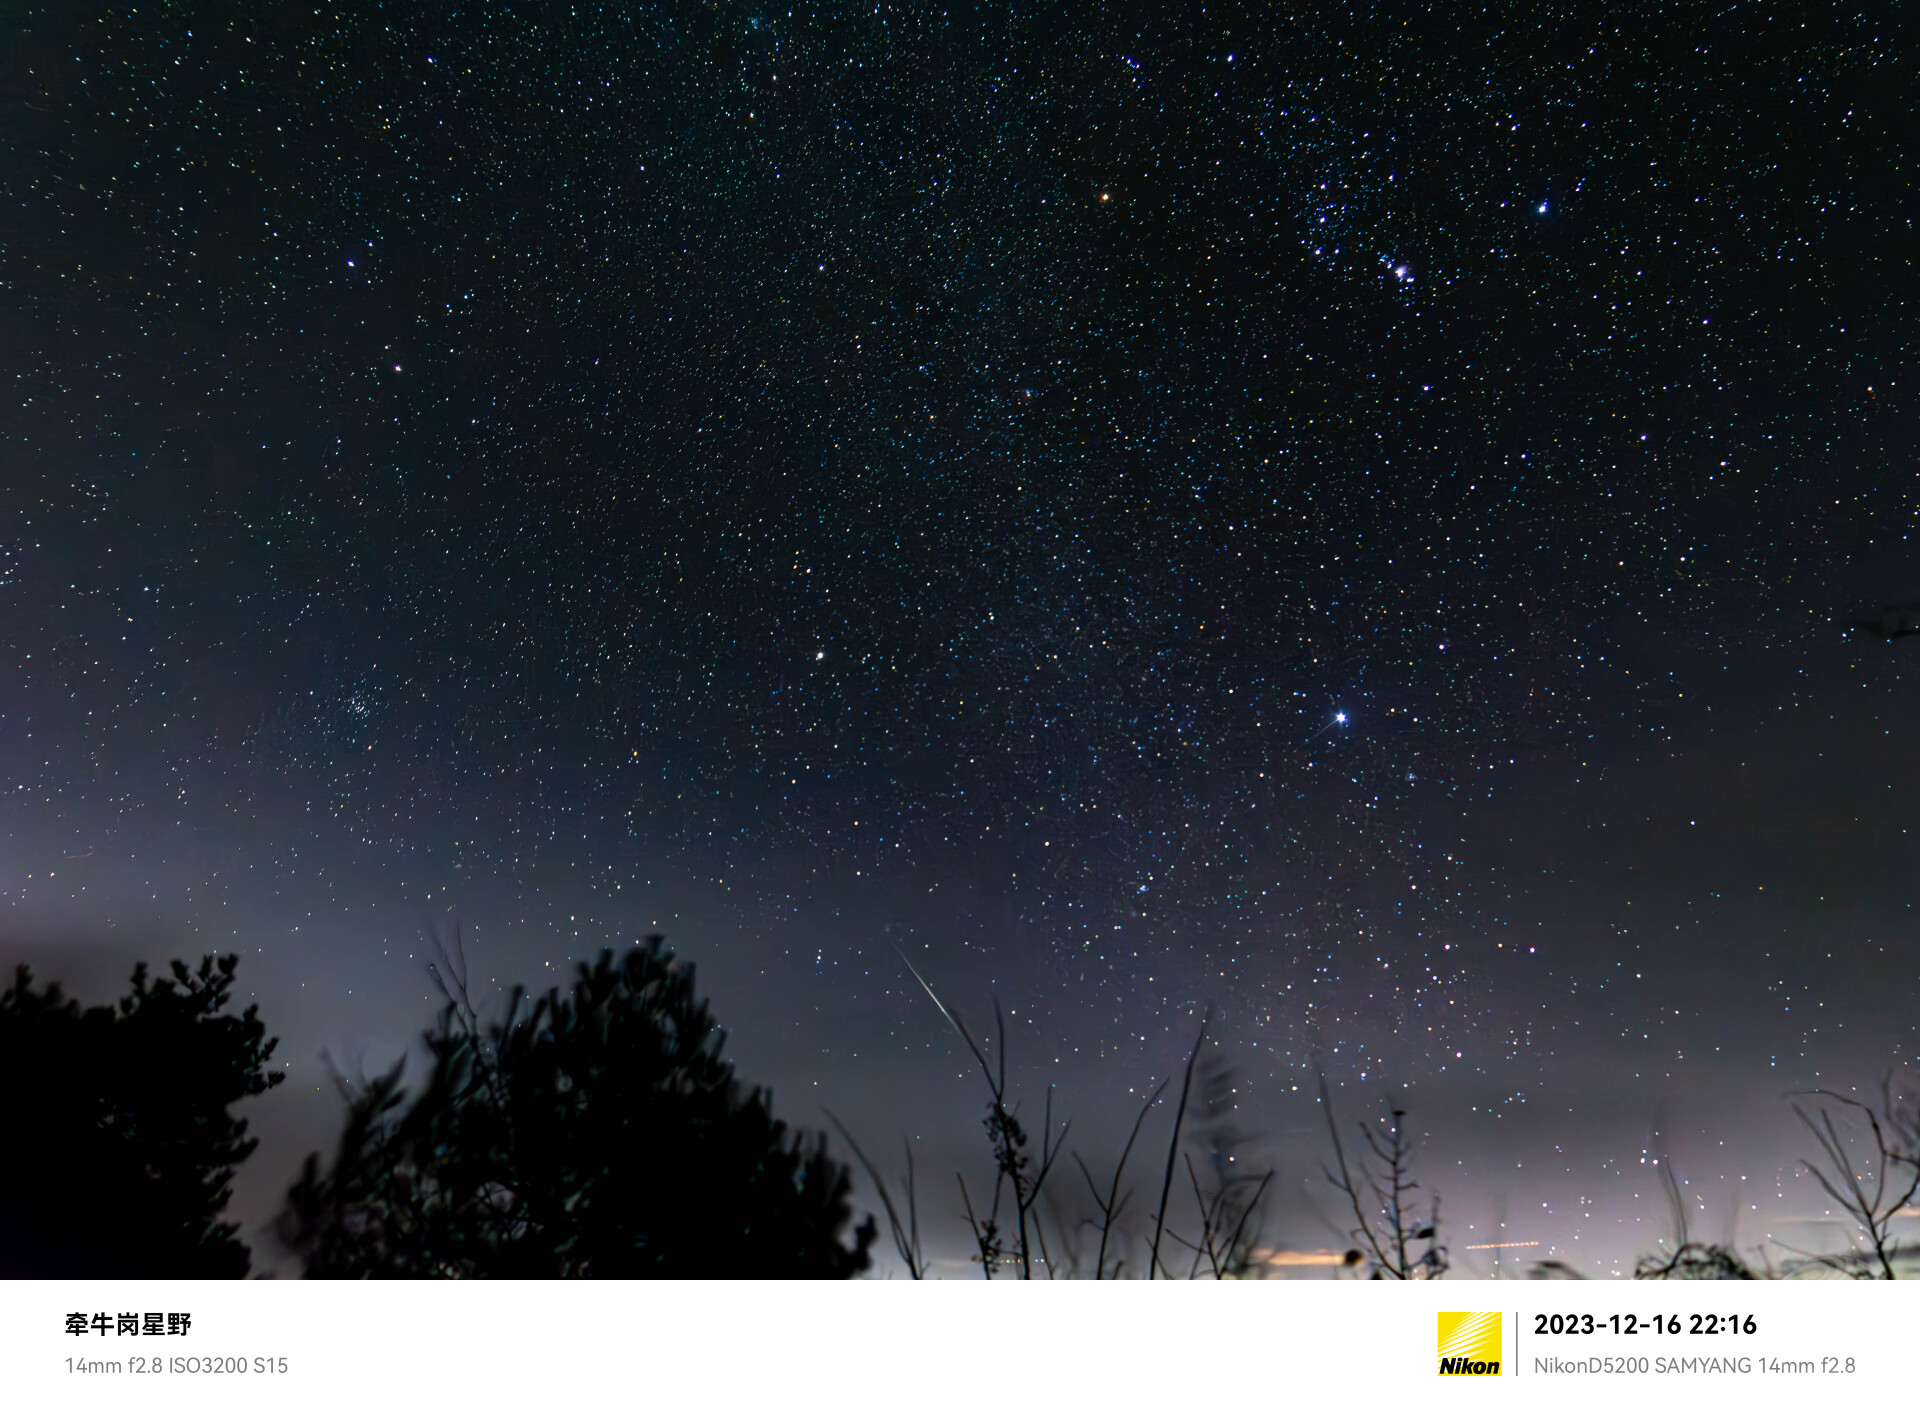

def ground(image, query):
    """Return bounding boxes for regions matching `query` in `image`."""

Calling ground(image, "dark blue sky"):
[3,0,1915,1274]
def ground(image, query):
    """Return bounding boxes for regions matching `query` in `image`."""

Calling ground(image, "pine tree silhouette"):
[0,955,283,1277]
[282,937,875,1277]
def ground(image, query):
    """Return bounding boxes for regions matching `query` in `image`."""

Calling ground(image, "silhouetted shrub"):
[1632,1159,1761,1280]
[1635,1242,1757,1279]
[282,937,875,1277]
[0,955,283,1277]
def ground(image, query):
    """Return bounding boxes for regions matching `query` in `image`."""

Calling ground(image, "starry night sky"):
[4,0,1916,1275]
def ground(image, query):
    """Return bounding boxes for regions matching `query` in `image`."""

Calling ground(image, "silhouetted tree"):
[0,955,283,1277]
[281,937,875,1277]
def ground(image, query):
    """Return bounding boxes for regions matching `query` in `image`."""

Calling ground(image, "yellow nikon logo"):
[1437,1312,1503,1377]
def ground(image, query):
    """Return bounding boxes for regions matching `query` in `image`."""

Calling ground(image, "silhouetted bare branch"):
[1788,1080,1920,1279]
[1319,1073,1447,1279]
[1149,1018,1209,1279]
